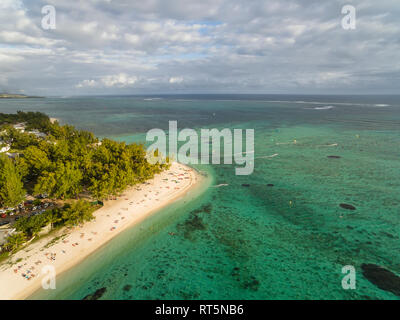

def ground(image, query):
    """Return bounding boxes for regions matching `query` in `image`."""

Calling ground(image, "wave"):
[314,105,334,110]
[256,153,279,159]
[267,100,357,106]
[317,143,338,147]
[267,100,392,107]
[305,106,334,110]
[140,98,392,107]
[212,184,229,188]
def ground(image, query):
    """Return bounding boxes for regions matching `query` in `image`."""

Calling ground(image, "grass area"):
[43,235,64,249]
[0,251,10,265]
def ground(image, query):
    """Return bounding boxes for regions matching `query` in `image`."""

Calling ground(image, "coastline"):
[0,162,203,300]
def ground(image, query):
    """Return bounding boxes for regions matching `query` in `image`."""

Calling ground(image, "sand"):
[0,162,201,300]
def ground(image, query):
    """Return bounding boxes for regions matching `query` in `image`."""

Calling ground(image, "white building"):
[13,123,25,132]
[27,130,47,139]
[5,152,19,159]
[0,144,10,153]
[0,228,15,247]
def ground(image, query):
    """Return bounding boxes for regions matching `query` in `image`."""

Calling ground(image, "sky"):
[0,0,399,96]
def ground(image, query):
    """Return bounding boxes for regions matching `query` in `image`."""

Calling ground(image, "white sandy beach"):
[0,162,201,300]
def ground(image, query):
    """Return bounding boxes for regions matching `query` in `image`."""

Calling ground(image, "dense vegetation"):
[0,111,169,255]
[12,201,95,242]
[0,111,51,132]
[0,111,169,207]
[0,155,25,207]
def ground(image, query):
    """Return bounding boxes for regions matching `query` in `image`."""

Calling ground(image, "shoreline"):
[0,162,203,300]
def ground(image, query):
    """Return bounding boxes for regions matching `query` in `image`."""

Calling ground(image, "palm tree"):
[5,232,26,252]
[48,210,61,230]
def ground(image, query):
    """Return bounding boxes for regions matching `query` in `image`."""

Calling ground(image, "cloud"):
[76,73,138,88]
[76,79,97,88]
[169,77,184,84]
[0,0,399,95]
[101,74,138,87]
[0,31,63,47]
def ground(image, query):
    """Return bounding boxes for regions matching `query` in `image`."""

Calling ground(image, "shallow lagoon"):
[2,94,400,299]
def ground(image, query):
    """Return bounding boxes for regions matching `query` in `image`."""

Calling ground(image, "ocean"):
[1,94,400,299]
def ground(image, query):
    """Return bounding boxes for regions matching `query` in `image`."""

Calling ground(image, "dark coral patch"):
[243,277,260,292]
[340,203,356,210]
[83,287,107,300]
[361,264,400,297]
[177,209,207,240]
[123,284,132,292]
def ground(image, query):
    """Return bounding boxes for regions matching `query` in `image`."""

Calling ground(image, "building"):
[27,130,47,139]
[0,144,10,153]
[5,152,19,159]
[12,123,25,132]
[88,141,102,148]
[0,228,15,247]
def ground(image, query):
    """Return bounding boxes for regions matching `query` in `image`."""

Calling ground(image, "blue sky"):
[0,0,399,95]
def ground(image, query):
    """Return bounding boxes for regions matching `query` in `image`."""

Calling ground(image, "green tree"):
[0,155,25,207]
[1,111,170,204]
[4,232,26,252]
[33,171,56,197]
[14,211,53,237]
[48,209,62,229]
[23,145,51,175]
[61,200,94,226]
[14,157,29,180]
[34,161,83,199]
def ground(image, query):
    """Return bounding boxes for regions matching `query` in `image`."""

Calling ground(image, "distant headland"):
[0,94,43,99]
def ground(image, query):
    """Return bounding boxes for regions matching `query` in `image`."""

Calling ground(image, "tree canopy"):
[0,155,25,207]
[0,111,169,202]
[1,111,170,254]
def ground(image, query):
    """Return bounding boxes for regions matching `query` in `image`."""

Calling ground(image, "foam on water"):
[313,106,335,110]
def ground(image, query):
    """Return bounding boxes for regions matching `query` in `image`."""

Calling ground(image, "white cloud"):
[0,0,24,10]
[76,73,138,88]
[169,77,184,84]
[0,31,62,47]
[82,22,98,34]
[76,79,97,88]
[101,73,138,87]
[0,0,399,95]
[0,52,24,63]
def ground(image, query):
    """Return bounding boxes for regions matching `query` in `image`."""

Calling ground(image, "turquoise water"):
[1,95,400,299]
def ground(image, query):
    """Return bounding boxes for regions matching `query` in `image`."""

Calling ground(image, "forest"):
[0,111,169,254]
